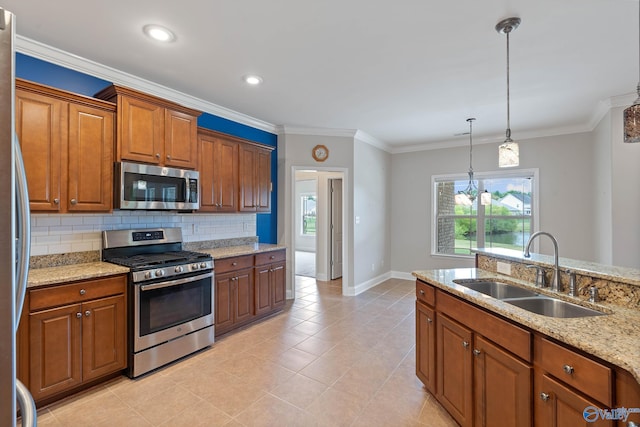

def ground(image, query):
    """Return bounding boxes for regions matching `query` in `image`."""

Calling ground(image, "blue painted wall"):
[16,53,278,243]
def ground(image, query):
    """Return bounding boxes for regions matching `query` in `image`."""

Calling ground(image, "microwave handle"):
[185,177,191,204]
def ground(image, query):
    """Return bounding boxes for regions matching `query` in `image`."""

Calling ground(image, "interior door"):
[329,178,343,280]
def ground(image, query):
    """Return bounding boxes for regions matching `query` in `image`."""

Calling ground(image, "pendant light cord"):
[506,29,512,139]
[467,118,474,172]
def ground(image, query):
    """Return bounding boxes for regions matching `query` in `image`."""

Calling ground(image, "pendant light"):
[624,2,640,143]
[455,118,492,206]
[496,17,521,167]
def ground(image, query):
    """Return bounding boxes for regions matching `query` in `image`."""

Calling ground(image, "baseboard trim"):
[391,271,415,281]
[346,272,392,296]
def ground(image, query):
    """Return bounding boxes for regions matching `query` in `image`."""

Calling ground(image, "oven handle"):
[139,271,213,292]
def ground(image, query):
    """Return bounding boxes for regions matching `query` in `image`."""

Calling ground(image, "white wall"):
[611,106,640,268]
[30,211,257,256]
[390,132,597,274]
[353,138,392,292]
[593,110,613,264]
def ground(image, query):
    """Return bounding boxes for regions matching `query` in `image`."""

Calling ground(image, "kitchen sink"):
[504,297,605,318]
[452,279,540,299]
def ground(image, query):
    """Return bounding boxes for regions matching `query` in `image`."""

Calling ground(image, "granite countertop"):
[27,244,286,289]
[28,262,130,288]
[412,267,640,384]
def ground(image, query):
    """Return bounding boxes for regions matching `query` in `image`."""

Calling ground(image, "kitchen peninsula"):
[413,248,640,427]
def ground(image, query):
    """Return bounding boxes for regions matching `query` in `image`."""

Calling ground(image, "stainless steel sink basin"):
[505,297,605,318]
[452,279,540,299]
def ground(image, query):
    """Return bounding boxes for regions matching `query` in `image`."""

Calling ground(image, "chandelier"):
[455,118,492,206]
[496,17,521,167]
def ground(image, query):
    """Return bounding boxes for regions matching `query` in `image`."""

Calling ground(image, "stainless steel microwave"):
[115,161,199,210]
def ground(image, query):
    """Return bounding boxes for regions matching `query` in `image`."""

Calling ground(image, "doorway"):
[293,170,344,283]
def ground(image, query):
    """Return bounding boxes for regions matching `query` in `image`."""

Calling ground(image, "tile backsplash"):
[30,211,257,256]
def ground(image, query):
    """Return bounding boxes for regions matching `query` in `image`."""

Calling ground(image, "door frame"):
[291,166,349,297]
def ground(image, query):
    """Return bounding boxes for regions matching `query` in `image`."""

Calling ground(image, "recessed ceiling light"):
[143,24,176,43]
[243,75,263,85]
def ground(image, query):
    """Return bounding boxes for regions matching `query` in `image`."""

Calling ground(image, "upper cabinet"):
[16,79,115,213]
[95,85,201,170]
[239,142,273,213]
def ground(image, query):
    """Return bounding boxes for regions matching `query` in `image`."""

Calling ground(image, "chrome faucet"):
[524,231,561,292]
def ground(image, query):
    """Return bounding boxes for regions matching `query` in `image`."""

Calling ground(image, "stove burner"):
[108,251,210,269]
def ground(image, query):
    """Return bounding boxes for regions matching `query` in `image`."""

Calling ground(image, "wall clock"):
[312,144,329,162]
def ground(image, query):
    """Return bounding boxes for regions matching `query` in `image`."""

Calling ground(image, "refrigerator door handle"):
[14,134,30,327]
[15,380,35,427]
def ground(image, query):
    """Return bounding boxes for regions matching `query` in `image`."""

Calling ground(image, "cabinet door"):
[15,89,65,212]
[198,133,217,212]
[239,144,257,212]
[234,268,254,324]
[215,138,239,212]
[474,335,532,427]
[255,147,271,212]
[118,95,164,164]
[416,302,436,394]
[29,303,82,400]
[535,372,613,427]
[82,294,126,382]
[165,108,198,169]
[67,103,114,212]
[254,265,272,316]
[616,369,640,427]
[437,313,473,427]
[215,272,234,335]
[271,262,286,309]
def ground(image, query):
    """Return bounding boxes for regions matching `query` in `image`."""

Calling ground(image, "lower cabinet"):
[19,275,127,404]
[415,279,640,427]
[215,249,286,337]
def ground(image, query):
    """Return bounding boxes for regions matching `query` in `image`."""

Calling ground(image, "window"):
[301,194,316,236]
[432,169,537,257]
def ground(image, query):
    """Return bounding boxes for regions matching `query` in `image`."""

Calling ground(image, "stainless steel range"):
[102,228,214,378]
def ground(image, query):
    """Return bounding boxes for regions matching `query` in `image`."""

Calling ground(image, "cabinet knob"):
[166,155,172,160]
[232,262,238,266]
[540,392,550,402]
[419,290,425,295]
[79,289,86,295]
[473,349,481,356]
[462,341,469,348]
[270,255,275,259]
[427,318,432,324]
[53,198,60,205]
[562,364,574,375]
[76,312,82,318]
[627,422,639,427]
[70,198,77,205]
[85,310,91,317]
[155,153,160,158]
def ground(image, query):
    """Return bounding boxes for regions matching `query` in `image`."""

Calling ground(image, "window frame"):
[431,168,539,258]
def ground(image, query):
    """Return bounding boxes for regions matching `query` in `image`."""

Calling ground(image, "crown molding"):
[354,130,392,152]
[276,125,356,138]
[609,92,637,109]
[16,35,278,134]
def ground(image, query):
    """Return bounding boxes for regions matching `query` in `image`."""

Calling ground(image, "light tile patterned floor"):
[34,277,457,426]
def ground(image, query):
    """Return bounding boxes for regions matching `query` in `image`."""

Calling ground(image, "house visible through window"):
[301,194,316,236]
[432,169,537,256]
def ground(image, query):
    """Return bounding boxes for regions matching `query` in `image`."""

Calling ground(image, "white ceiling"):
[3,0,638,151]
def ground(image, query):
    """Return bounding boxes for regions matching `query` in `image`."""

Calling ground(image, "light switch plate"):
[497,261,511,275]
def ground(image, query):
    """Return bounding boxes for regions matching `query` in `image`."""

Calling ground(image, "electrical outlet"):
[192,224,200,234]
[243,222,250,232]
[371,263,375,271]
[497,261,512,275]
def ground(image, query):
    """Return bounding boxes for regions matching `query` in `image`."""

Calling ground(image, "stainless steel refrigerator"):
[0,7,36,427]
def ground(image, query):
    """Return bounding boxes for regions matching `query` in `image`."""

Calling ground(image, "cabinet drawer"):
[215,255,254,274]
[30,275,126,311]
[416,280,435,306]
[437,290,531,362]
[255,249,285,266]
[534,336,612,405]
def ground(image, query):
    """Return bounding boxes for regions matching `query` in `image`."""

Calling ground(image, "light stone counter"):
[200,243,285,260]
[27,262,130,288]
[412,267,640,385]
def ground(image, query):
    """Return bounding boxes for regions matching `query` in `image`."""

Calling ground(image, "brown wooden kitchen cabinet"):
[239,142,273,212]
[416,280,436,394]
[615,368,640,427]
[254,249,286,315]
[19,275,126,404]
[198,129,239,212]
[16,79,115,213]
[214,255,254,336]
[95,85,201,169]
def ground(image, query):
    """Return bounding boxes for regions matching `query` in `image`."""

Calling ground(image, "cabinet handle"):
[562,364,574,375]
[76,312,82,318]
[419,289,425,295]
[53,198,60,205]
[167,155,172,160]
[155,153,160,158]
[627,422,639,427]
[232,262,238,266]
[270,255,275,259]
[84,310,91,317]
[462,341,469,348]
[473,349,481,356]
[540,392,550,402]
[70,198,77,205]
[427,318,432,324]
[79,289,86,295]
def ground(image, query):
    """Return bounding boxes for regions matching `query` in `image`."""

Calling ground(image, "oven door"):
[134,271,213,352]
